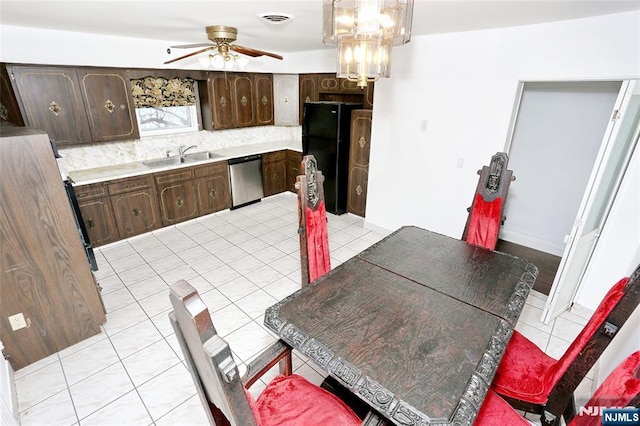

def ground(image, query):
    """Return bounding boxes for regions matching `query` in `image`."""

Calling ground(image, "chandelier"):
[323,0,414,87]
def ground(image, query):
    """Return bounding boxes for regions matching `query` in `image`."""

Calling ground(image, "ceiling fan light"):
[210,54,225,69]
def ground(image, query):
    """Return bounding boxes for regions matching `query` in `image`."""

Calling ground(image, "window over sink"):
[131,76,200,137]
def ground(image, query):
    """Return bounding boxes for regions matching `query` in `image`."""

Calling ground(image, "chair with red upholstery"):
[462,152,515,250]
[490,262,640,425]
[168,279,368,426]
[476,350,640,425]
[296,155,331,286]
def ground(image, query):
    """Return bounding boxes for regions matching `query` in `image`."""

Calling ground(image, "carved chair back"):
[296,155,331,285]
[462,152,515,250]
[169,279,257,426]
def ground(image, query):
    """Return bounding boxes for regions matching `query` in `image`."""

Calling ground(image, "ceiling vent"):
[257,13,295,25]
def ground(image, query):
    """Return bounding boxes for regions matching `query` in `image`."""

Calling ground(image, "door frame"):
[502,79,635,323]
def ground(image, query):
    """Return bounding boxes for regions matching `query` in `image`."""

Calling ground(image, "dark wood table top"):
[265,226,538,425]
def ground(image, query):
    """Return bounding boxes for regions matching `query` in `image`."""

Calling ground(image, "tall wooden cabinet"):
[347,109,373,217]
[0,125,106,370]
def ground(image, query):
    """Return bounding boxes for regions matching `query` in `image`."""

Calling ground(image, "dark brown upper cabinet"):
[77,68,139,142]
[0,63,24,126]
[254,73,274,126]
[7,65,138,145]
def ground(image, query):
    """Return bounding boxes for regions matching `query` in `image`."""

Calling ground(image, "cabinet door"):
[348,110,373,217]
[78,197,119,247]
[0,63,24,125]
[233,74,255,127]
[254,73,274,126]
[299,74,318,124]
[195,174,231,214]
[77,70,139,142]
[263,151,288,197]
[155,169,198,226]
[111,188,161,238]
[274,74,299,126]
[8,66,91,145]
[318,74,340,92]
[286,150,302,192]
[210,73,234,129]
[157,181,198,225]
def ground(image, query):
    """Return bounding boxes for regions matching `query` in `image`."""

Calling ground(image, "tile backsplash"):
[60,126,301,172]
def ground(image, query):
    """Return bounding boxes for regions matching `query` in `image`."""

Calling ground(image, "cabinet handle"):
[356,185,363,196]
[359,136,367,148]
[0,104,8,121]
[209,189,216,199]
[219,96,227,108]
[132,208,140,216]
[241,96,248,106]
[87,219,95,229]
[261,95,268,106]
[176,198,184,207]
[48,101,62,116]
[104,99,115,113]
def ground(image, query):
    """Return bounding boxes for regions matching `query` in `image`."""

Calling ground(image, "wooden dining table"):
[264,226,538,425]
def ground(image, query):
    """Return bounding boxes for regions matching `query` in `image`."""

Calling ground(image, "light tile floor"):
[14,192,594,426]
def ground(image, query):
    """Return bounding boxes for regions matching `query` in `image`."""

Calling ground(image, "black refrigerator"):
[302,101,362,215]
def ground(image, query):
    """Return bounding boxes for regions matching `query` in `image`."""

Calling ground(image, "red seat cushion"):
[492,330,557,403]
[492,277,629,404]
[475,389,530,425]
[466,194,502,250]
[253,374,361,426]
[305,201,331,282]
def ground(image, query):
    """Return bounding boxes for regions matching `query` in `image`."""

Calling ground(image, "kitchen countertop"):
[68,139,302,186]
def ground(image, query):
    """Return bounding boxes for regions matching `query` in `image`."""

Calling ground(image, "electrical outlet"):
[8,313,28,331]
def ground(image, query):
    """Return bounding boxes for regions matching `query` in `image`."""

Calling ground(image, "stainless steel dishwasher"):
[228,154,264,209]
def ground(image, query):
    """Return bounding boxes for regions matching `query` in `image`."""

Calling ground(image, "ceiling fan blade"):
[170,43,215,49]
[230,44,283,60]
[164,46,215,65]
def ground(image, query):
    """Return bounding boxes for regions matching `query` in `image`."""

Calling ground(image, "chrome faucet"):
[179,145,197,156]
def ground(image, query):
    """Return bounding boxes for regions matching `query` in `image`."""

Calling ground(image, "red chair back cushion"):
[545,277,629,393]
[305,201,331,282]
[466,194,503,250]
[570,350,640,426]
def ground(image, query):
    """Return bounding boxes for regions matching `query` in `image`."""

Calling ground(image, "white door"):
[542,79,640,323]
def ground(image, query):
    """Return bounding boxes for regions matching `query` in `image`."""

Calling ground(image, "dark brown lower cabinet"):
[155,169,198,226]
[109,176,161,238]
[194,162,231,215]
[287,150,302,192]
[75,182,119,247]
[263,150,288,197]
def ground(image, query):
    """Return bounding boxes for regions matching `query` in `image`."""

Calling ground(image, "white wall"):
[366,11,640,240]
[0,25,336,73]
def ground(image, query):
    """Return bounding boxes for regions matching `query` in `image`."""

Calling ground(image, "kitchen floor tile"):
[135,363,196,421]
[16,360,68,412]
[121,340,181,387]
[154,394,209,426]
[79,390,152,426]
[60,338,120,386]
[19,389,77,426]
[69,362,135,420]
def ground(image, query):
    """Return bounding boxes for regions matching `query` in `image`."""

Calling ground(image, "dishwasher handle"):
[228,154,262,165]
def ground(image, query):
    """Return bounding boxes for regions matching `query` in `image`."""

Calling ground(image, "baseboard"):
[499,229,566,256]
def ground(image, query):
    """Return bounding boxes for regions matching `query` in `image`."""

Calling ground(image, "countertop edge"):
[69,140,302,186]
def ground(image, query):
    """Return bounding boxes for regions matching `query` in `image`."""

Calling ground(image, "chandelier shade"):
[323,0,413,87]
[323,0,414,46]
[337,33,392,87]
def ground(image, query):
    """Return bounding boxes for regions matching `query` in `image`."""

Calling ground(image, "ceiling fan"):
[164,25,283,65]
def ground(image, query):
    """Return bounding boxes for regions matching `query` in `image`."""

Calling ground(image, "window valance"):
[131,76,196,108]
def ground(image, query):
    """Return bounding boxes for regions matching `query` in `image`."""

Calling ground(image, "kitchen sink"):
[143,156,185,167]
[143,151,224,168]
[182,151,224,162]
